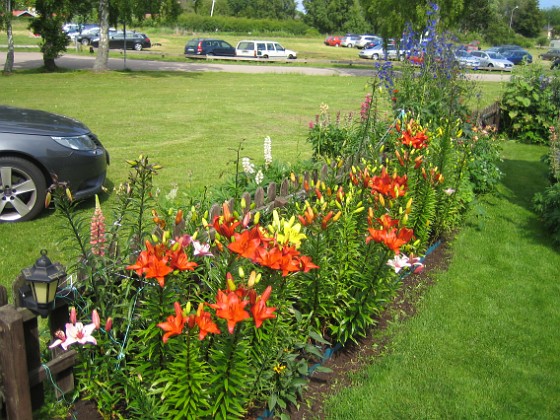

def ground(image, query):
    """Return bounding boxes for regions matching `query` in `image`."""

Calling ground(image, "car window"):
[266,43,275,51]
[238,41,253,50]
[257,43,266,51]
[274,43,285,52]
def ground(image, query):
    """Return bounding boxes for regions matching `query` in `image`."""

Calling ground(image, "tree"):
[0,0,15,74]
[303,0,366,33]
[30,0,80,71]
[227,0,297,19]
[512,0,543,37]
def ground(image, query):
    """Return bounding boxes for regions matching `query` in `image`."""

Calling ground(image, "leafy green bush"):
[174,13,310,35]
[465,126,504,194]
[500,67,560,144]
[533,183,560,246]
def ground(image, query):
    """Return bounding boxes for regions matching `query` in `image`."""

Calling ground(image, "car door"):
[273,43,287,58]
[266,42,278,58]
[256,42,266,57]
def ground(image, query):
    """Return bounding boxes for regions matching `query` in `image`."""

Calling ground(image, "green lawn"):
[324,141,560,419]
[0,69,374,293]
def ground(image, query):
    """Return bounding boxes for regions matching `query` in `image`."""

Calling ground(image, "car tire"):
[134,43,142,51]
[263,55,269,59]
[372,53,379,60]
[347,43,353,48]
[0,157,47,223]
[488,63,494,68]
[81,38,90,46]
[288,54,295,59]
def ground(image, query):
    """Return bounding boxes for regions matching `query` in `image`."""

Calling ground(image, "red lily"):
[157,302,186,343]
[210,290,250,333]
[251,286,277,328]
[195,303,221,340]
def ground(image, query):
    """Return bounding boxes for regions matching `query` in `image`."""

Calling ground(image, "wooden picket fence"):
[0,277,75,420]
[476,101,501,130]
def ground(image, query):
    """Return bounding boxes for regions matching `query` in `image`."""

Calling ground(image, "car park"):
[184,38,236,57]
[470,50,514,70]
[235,40,297,59]
[341,34,360,48]
[0,106,109,222]
[539,49,560,61]
[324,36,342,47]
[91,31,151,51]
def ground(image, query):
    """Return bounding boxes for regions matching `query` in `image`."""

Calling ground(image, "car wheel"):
[81,38,90,46]
[288,54,295,59]
[207,53,214,56]
[134,43,142,51]
[0,157,47,223]
[263,54,269,59]
[347,43,353,48]
[488,63,494,68]
[372,53,379,60]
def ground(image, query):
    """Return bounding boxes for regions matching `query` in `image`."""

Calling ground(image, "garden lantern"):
[19,250,66,317]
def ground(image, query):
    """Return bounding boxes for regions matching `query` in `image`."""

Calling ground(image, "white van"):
[235,40,297,59]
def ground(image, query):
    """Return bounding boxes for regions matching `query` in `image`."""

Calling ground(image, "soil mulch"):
[66,240,451,420]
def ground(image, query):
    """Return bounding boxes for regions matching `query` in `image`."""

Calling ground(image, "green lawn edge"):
[324,141,560,419]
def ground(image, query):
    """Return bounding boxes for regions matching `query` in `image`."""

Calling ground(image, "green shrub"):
[174,13,310,35]
[500,67,560,144]
[533,183,560,246]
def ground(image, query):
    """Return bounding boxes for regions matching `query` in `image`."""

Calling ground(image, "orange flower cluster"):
[366,214,414,254]
[157,284,277,342]
[398,119,429,150]
[227,225,319,277]
[126,240,198,287]
[370,167,408,199]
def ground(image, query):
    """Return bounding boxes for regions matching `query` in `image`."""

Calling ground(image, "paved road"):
[0,51,511,82]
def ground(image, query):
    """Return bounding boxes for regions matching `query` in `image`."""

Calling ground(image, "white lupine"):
[264,136,273,168]
[242,157,255,174]
[255,170,264,185]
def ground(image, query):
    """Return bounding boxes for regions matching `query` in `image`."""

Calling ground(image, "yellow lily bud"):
[379,194,386,207]
[238,267,245,279]
[227,277,236,291]
[185,301,192,314]
[151,234,159,243]
[254,211,261,225]
[192,231,198,240]
[333,211,342,222]
[65,188,73,202]
[354,206,365,214]
[248,270,257,287]
[202,218,209,228]
[406,198,413,210]
[241,197,246,209]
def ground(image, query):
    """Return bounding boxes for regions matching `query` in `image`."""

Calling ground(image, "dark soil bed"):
[66,240,451,420]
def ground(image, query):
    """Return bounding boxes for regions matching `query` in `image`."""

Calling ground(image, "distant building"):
[12,9,37,18]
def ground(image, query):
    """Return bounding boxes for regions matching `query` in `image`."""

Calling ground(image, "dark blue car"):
[500,49,532,64]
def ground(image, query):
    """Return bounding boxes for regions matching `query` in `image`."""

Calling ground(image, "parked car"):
[184,38,236,57]
[0,106,109,222]
[235,40,297,59]
[341,34,360,48]
[324,36,342,47]
[454,49,480,69]
[76,27,100,45]
[470,50,514,70]
[539,49,560,61]
[359,43,402,60]
[355,35,382,49]
[91,31,151,51]
[499,49,532,64]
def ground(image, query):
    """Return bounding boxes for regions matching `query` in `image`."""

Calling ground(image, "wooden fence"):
[476,101,501,130]
[0,277,75,420]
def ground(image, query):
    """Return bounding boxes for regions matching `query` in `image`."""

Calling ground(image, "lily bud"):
[105,317,113,333]
[238,266,245,279]
[227,273,236,291]
[92,309,101,330]
[70,307,77,325]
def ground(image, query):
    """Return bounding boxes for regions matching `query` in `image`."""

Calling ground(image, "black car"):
[91,31,151,51]
[184,38,236,57]
[539,49,560,61]
[0,106,109,222]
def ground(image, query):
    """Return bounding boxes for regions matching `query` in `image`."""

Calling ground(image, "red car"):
[324,36,342,47]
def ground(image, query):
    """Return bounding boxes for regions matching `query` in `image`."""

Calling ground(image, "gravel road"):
[0,51,511,82]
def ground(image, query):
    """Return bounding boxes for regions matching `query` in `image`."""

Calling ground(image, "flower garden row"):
[41,5,559,419]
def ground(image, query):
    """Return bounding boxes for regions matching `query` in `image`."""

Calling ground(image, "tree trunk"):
[2,0,14,74]
[93,0,110,71]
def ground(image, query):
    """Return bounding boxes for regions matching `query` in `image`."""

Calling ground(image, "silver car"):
[359,44,402,60]
[470,50,513,70]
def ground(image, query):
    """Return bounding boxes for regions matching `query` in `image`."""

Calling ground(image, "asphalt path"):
[0,51,511,82]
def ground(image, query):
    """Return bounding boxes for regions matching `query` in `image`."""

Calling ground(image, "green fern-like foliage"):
[409,177,438,246]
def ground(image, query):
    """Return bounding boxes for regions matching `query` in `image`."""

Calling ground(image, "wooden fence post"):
[0,305,33,420]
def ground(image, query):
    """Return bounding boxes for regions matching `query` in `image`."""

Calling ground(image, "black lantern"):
[19,250,66,317]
